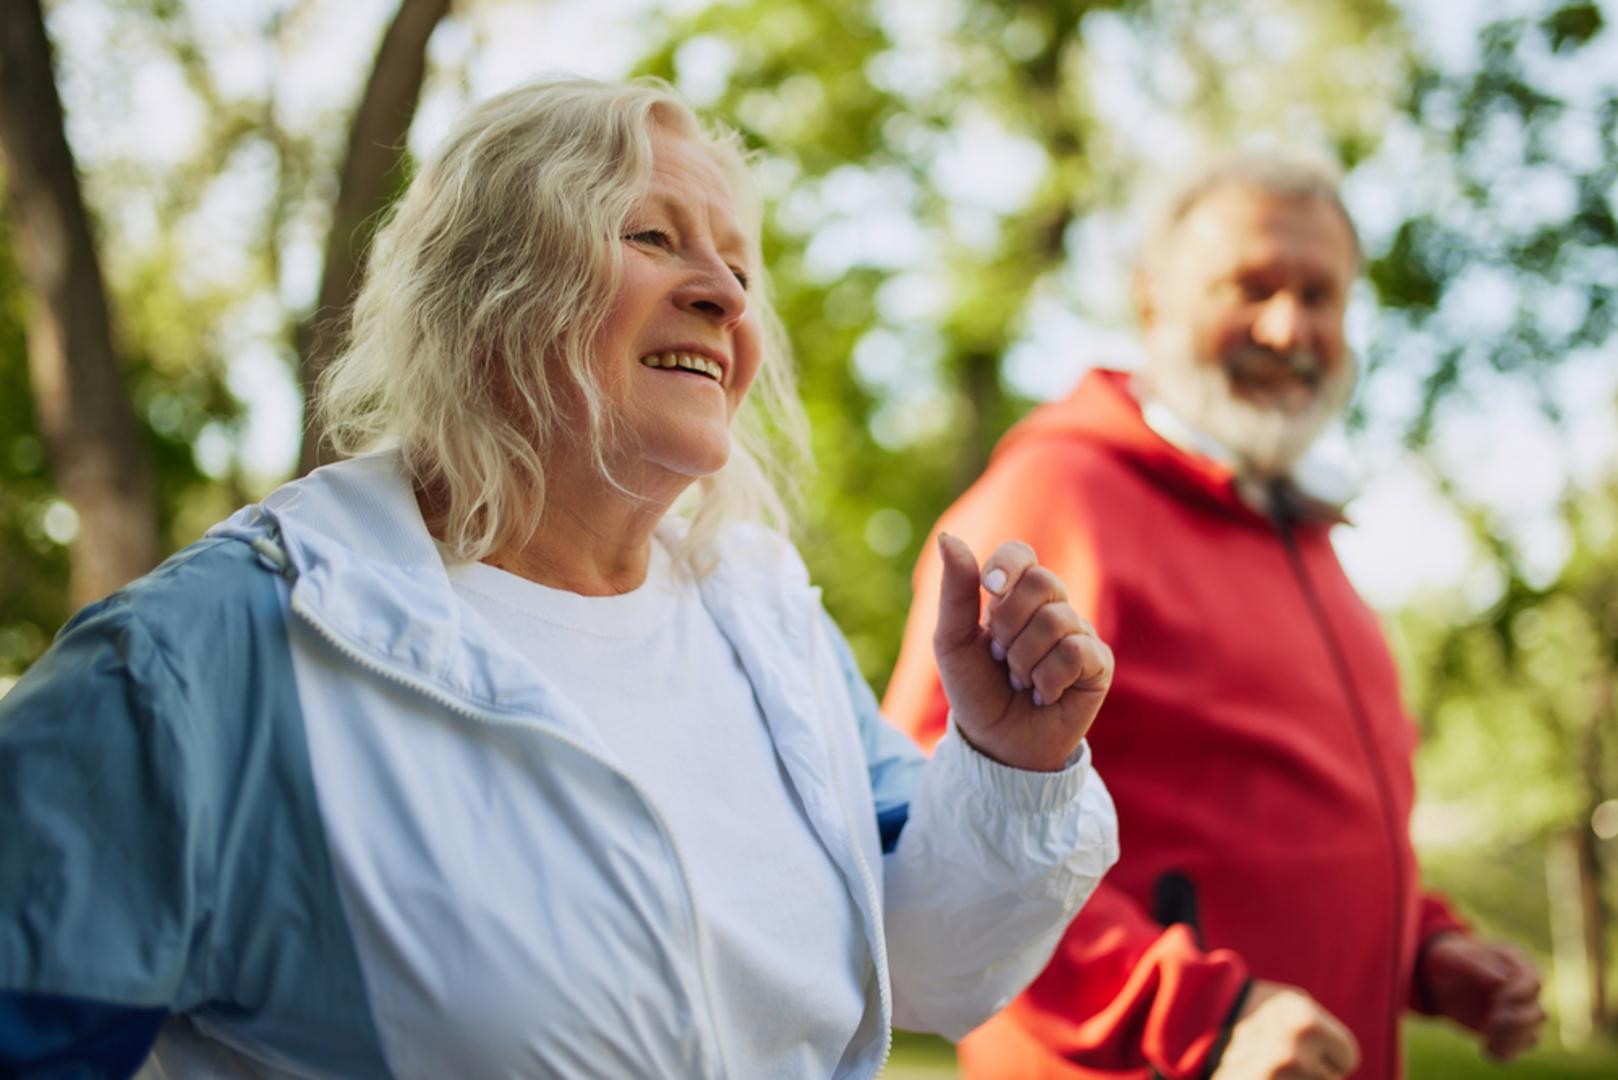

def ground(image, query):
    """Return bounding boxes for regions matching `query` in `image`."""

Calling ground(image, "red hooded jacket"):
[883,369,1465,1079]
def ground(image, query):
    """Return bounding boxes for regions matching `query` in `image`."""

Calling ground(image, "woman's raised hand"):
[931,533,1113,772]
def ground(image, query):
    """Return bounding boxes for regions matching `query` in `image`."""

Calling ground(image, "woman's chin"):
[633,435,734,488]
[677,443,733,480]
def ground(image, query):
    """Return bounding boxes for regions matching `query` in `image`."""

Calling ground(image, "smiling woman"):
[0,78,1120,1079]
[317,81,799,583]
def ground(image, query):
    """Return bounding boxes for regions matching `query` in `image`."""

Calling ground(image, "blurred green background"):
[2,0,1615,1073]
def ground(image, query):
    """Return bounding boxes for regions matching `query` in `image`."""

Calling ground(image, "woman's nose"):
[676,255,748,326]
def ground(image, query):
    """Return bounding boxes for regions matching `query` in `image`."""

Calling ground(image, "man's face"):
[1138,184,1359,475]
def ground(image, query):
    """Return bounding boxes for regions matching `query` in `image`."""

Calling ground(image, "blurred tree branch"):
[0,0,159,606]
[297,0,452,474]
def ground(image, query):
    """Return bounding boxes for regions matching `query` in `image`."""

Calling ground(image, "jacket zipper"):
[1273,521,1406,1080]
[286,583,736,1080]
[803,604,894,1078]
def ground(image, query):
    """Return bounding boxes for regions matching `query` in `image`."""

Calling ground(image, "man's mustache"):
[1223,345,1326,389]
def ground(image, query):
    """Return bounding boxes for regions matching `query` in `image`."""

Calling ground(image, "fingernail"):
[1032,689,1045,707]
[1009,672,1024,692]
[983,567,1007,594]
[990,639,1006,662]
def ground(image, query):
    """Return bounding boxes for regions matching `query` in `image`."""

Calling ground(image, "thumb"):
[933,533,983,653]
[1317,1006,1362,1076]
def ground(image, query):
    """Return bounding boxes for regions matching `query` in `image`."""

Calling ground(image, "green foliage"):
[1368,219,1445,313]
[1543,2,1606,52]
[1366,2,1618,442]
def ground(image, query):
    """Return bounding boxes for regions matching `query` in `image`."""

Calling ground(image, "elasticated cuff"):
[934,715,1092,814]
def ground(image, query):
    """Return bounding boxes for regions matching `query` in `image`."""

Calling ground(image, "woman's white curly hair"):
[316,77,807,574]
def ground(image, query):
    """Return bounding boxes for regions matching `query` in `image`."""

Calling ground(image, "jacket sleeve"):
[0,991,166,1078]
[883,724,1118,1039]
[881,445,1250,1076]
[0,597,203,1074]
[822,610,1119,1040]
[1409,892,1471,1014]
[825,615,926,853]
[986,891,1250,1077]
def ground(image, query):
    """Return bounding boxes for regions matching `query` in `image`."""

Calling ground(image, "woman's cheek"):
[728,325,764,411]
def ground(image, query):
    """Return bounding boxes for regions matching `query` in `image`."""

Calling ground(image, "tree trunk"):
[297,0,452,475]
[0,0,159,607]
[1575,815,1610,1030]
[1547,828,1593,1046]
[1579,666,1613,1031]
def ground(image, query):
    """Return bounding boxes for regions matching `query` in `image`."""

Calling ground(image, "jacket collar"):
[210,451,608,733]
[208,451,828,737]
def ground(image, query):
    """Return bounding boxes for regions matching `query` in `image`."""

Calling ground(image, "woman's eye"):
[625,229,671,249]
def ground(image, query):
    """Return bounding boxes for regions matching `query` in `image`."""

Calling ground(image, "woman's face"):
[592,127,763,488]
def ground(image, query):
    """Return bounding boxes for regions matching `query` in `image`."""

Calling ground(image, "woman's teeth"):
[639,352,722,381]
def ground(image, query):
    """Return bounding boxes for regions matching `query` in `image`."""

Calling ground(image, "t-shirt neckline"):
[443,540,678,639]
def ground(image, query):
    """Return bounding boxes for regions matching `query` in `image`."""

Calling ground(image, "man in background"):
[883,154,1546,1079]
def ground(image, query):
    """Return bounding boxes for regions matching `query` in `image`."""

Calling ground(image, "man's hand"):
[931,534,1113,772]
[1421,932,1545,1061]
[1212,980,1360,1080]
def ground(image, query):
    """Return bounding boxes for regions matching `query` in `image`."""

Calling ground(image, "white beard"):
[1141,327,1357,479]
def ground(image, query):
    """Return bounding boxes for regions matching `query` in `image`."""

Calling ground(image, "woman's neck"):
[489,494,669,595]
[415,441,695,596]
[472,450,688,595]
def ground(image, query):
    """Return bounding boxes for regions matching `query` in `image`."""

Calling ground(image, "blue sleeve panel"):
[0,538,391,1078]
[875,805,911,856]
[0,990,164,1078]
[818,608,922,852]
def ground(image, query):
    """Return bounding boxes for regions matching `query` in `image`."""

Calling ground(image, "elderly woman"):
[0,79,1117,1078]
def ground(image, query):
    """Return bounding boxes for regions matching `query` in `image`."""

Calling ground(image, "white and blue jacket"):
[0,453,1118,1078]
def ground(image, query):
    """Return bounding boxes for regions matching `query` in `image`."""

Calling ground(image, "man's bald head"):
[1139,152,1362,278]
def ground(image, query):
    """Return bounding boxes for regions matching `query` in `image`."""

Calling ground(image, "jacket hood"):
[206,451,818,731]
[996,368,1282,527]
[209,451,565,719]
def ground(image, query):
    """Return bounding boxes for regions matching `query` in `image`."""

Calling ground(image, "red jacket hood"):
[995,368,1283,529]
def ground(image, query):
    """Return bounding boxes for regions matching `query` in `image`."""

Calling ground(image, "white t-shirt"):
[445,542,869,1077]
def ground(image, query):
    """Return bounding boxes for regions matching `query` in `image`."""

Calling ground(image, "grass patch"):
[883,1021,1618,1078]
[881,1032,956,1079]
[1406,1017,1618,1078]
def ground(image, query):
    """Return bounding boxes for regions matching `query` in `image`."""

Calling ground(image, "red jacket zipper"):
[1275,517,1408,1080]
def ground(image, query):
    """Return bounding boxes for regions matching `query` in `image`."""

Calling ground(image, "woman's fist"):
[932,533,1113,772]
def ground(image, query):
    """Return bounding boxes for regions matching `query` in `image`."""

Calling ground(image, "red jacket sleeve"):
[969,899,1249,1079]
[882,446,1250,1079]
[1409,891,1470,1014]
